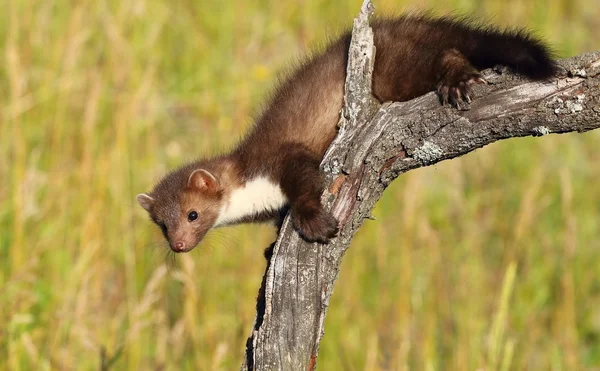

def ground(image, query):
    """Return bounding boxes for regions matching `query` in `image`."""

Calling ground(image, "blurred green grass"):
[1,0,600,370]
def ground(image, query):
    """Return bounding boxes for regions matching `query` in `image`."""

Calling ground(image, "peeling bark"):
[242,1,600,369]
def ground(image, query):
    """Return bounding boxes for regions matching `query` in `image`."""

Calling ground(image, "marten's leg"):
[278,143,338,243]
[436,48,487,106]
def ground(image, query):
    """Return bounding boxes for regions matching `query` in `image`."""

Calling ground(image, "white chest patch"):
[214,176,287,227]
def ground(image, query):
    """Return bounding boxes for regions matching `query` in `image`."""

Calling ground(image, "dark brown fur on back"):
[236,15,557,172]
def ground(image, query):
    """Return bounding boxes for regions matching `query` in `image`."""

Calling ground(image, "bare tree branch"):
[242,0,600,369]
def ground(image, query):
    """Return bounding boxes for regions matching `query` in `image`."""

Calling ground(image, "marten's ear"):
[136,193,155,212]
[187,169,218,192]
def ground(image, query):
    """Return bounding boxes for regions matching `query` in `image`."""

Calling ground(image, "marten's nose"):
[174,241,185,251]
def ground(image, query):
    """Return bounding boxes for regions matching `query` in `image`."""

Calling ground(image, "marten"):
[137,15,558,252]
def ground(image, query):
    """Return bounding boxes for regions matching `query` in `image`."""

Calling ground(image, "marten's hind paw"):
[436,49,488,109]
[437,73,487,109]
[292,206,339,244]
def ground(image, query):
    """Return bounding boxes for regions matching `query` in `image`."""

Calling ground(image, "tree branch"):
[242,0,600,369]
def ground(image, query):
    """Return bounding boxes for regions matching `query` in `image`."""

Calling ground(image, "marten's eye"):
[188,210,199,222]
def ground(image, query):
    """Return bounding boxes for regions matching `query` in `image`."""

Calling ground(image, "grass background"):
[2,0,600,370]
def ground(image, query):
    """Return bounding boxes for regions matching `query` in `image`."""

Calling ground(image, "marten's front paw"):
[437,72,487,109]
[292,206,339,244]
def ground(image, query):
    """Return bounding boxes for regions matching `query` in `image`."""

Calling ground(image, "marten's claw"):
[439,85,450,106]
[451,87,462,105]
[471,76,488,85]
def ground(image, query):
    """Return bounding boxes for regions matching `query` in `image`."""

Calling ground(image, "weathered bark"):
[242,1,600,370]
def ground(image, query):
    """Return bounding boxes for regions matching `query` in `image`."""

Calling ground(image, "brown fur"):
[138,15,558,252]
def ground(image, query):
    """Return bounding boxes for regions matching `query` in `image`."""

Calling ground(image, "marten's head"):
[137,168,224,253]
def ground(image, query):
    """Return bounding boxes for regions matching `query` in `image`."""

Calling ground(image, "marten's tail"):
[438,16,560,80]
